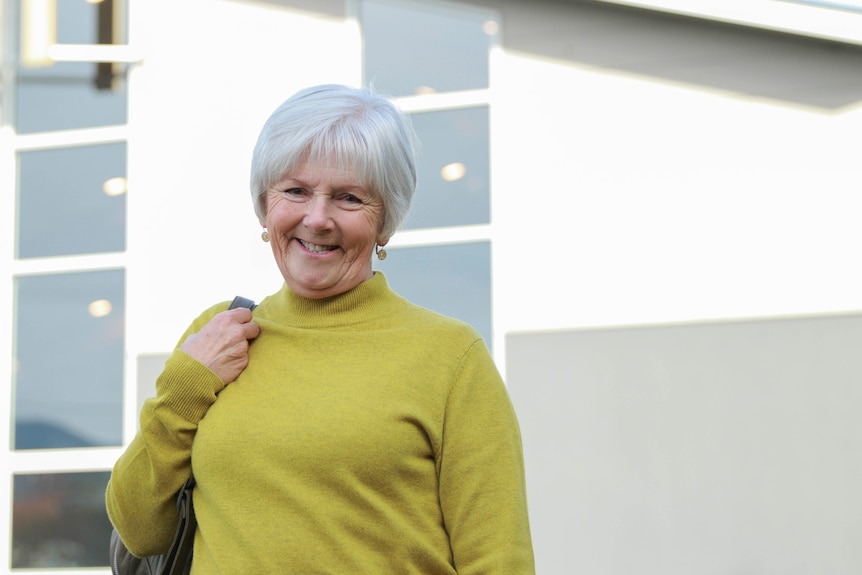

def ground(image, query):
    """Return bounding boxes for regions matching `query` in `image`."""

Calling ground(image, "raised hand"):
[180,307,260,385]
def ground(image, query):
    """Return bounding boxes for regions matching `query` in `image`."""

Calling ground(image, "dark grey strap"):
[228,296,257,311]
[159,474,196,575]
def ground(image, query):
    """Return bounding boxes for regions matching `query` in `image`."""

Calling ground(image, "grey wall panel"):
[507,314,862,574]
[136,353,170,422]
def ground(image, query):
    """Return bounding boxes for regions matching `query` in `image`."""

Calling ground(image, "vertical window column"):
[6,0,132,570]
[361,0,500,347]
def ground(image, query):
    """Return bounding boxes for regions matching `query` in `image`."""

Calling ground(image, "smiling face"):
[263,156,387,299]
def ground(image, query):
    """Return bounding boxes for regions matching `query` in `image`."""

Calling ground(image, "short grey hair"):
[250,84,418,241]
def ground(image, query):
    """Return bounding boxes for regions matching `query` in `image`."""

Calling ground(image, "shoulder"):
[172,299,234,348]
[396,296,483,344]
[387,298,498,380]
[192,299,234,326]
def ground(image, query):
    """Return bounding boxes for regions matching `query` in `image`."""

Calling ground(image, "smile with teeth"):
[298,238,338,253]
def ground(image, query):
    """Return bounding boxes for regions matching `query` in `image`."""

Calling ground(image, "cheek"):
[265,201,299,231]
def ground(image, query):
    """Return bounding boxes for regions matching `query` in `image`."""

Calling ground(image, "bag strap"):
[159,476,197,575]
[229,296,257,311]
[158,295,256,575]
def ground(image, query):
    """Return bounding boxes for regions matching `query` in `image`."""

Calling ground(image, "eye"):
[336,192,366,209]
[283,187,308,200]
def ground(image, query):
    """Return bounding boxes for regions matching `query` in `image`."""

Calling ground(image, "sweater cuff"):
[155,350,225,423]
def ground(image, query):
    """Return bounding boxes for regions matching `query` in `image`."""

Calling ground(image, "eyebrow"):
[276,175,368,194]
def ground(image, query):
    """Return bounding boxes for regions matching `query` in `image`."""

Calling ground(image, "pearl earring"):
[261,230,270,242]
[375,245,387,261]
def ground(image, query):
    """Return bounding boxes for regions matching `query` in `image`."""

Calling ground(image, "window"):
[406,105,490,229]
[12,472,113,569]
[361,0,492,96]
[14,269,125,450]
[17,142,127,258]
[362,0,500,349]
[3,0,131,569]
[17,0,128,133]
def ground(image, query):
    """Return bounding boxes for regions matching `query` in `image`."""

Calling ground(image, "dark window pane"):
[362,0,495,96]
[17,62,128,133]
[376,241,492,347]
[16,0,128,132]
[13,270,125,450]
[12,472,112,568]
[17,143,127,258]
[56,0,101,44]
[405,106,489,229]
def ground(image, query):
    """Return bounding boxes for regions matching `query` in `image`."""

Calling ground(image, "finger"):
[243,321,261,340]
[226,307,253,322]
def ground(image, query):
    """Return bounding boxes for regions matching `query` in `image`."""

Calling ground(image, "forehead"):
[278,153,376,193]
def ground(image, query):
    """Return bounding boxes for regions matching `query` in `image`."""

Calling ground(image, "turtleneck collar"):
[260,271,397,329]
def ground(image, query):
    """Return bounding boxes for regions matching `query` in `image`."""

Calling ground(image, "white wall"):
[127,0,361,355]
[491,44,862,336]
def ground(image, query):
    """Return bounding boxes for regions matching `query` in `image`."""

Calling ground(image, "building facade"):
[2,0,861,573]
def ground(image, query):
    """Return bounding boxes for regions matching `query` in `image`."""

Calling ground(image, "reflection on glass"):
[103,176,128,196]
[12,472,112,568]
[17,142,127,258]
[404,106,489,230]
[441,162,467,182]
[362,0,496,96]
[14,269,124,450]
[375,241,492,347]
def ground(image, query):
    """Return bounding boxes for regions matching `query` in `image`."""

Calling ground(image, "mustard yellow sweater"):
[106,272,534,574]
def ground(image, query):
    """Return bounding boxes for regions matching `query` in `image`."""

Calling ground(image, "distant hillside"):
[15,421,95,450]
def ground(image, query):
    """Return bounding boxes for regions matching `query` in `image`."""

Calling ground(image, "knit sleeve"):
[438,339,536,575]
[105,306,228,557]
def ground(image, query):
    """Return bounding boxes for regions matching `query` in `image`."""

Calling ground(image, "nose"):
[303,194,333,231]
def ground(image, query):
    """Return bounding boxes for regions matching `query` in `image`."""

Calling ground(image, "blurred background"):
[1,0,861,572]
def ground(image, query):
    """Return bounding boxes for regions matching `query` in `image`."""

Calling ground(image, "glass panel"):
[17,142,127,258]
[362,0,496,97]
[16,0,128,132]
[404,106,489,230]
[375,241,492,347]
[16,61,128,133]
[13,269,125,449]
[12,471,113,568]
[56,0,102,44]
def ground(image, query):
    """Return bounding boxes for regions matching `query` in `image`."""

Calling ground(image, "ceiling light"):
[103,176,127,196]
[441,162,467,182]
[88,299,112,318]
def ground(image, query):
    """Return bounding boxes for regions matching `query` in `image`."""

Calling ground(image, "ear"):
[377,236,390,248]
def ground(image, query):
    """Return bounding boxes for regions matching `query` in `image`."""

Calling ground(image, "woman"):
[106,84,535,574]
